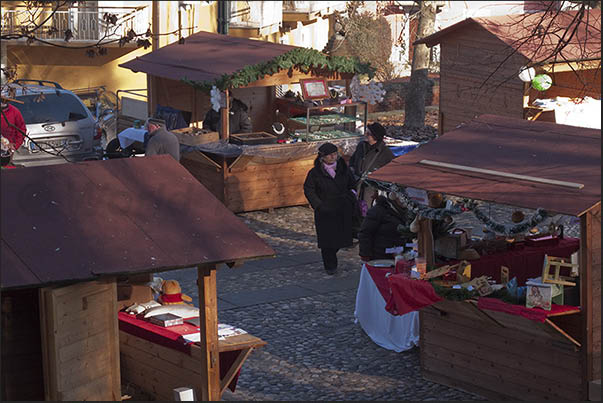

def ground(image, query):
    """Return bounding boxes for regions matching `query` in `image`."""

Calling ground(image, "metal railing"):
[228,1,282,35]
[282,1,347,14]
[1,6,149,43]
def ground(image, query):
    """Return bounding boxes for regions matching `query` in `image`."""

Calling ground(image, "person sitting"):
[203,96,252,135]
[358,193,415,262]
[144,120,181,162]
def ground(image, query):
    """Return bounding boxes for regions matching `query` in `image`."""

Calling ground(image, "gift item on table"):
[148,313,184,327]
[525,280,553,310]
[395,255,413,277]
[456,261,471,283]
[415,257,427,277]
[506,277,527,300]
[435,228,470,258]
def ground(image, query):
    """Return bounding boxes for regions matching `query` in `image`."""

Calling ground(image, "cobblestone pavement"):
[153,204,580,401]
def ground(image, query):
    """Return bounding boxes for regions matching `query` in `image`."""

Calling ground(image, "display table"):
[450,237,580,284]
[118,312,266,400]
[354,264,419,352]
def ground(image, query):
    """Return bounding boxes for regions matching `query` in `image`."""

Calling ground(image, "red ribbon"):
[160,293,183,303]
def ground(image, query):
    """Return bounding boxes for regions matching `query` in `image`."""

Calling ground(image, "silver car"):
[3,80,103,166]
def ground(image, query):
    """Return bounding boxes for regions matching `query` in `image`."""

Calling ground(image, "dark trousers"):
[321,248,339,273]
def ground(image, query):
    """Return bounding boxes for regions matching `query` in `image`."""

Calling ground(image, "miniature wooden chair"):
[542,256,577,286]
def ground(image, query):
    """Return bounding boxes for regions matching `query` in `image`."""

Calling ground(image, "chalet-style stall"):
[368,114,601,400]
[119,31,372,213]
[415,9,601,134]
[1,156,275,401]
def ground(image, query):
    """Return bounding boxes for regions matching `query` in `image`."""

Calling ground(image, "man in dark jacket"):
[349,122,395,202]
[304,142,357,275]
[145,121,181,161]
[203,97,252,134]
[358,194,415,261]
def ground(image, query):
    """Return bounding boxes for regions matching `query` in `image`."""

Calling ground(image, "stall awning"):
[368,114,601,216]
[119,30,298,83]
[1,156,275,290]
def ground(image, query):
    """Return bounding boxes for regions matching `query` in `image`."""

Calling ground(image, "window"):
[11,93,89,124]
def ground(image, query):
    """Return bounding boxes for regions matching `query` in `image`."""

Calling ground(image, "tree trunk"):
[404,1,436,129]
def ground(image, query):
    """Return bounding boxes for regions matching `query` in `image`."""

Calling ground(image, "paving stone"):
[151,204,580,401]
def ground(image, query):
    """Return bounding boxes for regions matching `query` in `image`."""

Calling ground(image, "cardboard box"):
[172,127,219,146]
[117,284,154,310]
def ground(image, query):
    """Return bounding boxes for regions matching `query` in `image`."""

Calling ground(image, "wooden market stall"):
[119,31,373,213]
[368,114,601,400]
[415,9,601,134]
[1,155,275,401]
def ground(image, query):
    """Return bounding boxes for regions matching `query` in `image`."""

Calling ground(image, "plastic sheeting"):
[181,137,363,163]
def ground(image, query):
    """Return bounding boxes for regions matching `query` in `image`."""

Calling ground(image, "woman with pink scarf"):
[303,142,357,275]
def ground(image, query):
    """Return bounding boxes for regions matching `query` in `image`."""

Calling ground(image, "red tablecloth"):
[365,265,442,316]
[477,297,580,323]
[118,312,240,392]
[450,237,579,285]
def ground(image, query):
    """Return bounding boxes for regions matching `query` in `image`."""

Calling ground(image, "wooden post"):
[196,265,220,401]
[418,218,435,267]
[220,89,230,141]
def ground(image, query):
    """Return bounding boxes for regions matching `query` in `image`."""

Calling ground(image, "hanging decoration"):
[518,66,536,83]
[349,75,386,105]
[365,179,550,236]
[210,86,225,112]
[531,74,553,91]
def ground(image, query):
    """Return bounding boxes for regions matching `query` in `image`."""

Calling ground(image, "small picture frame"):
[526,281,553,311]
[300,78,329,100]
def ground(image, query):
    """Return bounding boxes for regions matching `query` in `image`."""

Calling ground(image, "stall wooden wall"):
[581,202,602,388]
[39,280,121,401]
[1,289,45,401]
[529,68,602,101]
[180,151,314,213]
[225,157,314,212]
[419,299,585,400]
[153,76,275,132]
[438,26,526,134]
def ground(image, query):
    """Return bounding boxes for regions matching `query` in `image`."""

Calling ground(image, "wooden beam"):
[196,264,220,401]
[418,217,435,267]
[219,348,253,395]
[418,159,585,189]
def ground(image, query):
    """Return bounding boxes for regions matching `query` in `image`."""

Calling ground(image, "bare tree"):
[404,0,436,129]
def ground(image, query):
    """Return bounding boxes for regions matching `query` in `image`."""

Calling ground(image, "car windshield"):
[10,92,89,124]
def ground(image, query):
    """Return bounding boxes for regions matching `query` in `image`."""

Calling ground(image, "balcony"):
[1,5,149,45]
[228,1,282,37]
[282,1,347,22]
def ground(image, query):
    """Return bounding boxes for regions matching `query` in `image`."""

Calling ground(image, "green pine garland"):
[181,48,376,92]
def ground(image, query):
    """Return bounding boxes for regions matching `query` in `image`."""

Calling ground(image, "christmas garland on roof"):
[365,179,550,236]
[181,47,376,92]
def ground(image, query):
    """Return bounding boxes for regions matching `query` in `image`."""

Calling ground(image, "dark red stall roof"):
[1,155,275,290]
[368,114,601,216]
[119,30,299,83]
[416,9,601,64]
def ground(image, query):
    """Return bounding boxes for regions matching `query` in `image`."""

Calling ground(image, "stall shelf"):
[368,114,601,401]
[288,101,368,141]
[119,31,373,213]
[1,156,275,401]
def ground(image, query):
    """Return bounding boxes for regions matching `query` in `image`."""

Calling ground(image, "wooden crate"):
[419,299,586,400]
[181,150,314,213]
[172,127,220,146]
[229,132,278,145]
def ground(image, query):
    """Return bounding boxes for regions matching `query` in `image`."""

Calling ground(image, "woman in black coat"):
[304,142,357,275]
[358,194,415,262]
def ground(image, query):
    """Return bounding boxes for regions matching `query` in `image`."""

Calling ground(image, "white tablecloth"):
[354,264,419,352]
[118,127,147,149]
